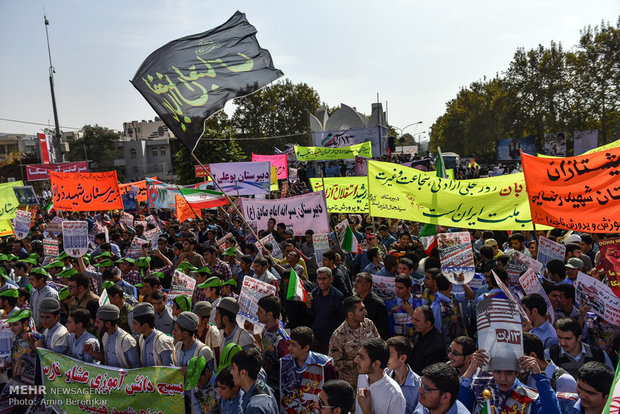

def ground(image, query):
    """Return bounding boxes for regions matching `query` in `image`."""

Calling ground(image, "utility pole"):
[44,15,64,162]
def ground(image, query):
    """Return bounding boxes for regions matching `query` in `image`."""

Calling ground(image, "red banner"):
[26,162,89,181]
[37,133,51,164]
[194,165,211,178]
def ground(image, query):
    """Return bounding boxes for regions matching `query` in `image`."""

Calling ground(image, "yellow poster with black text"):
[310,177,369,213]
[0,180,24,236]
[367,160,550,231]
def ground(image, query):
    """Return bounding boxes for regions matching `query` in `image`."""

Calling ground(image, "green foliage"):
[64,125,124,180]
[0,151,39,183]
[173,112,243,184]
[430,17,620,158]
[231,79,321,156]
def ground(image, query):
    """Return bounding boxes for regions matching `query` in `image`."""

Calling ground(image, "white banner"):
[208,161,270,196]
[575,272,620,325]
[519,269,555,321]
[437,232,475,284]
[62,221,89,258]
[240,191,329,236]
[237,277,277,334]
[311,126,388,158]
[13,210,31,239]
[312,233,330,268]
[256,233,283,259]
[574,130,599,156]
[537,236,566,269]
[476,296,523,371]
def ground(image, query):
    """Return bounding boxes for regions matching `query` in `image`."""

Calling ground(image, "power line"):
[0,117,82,130]
[0,117,311,140]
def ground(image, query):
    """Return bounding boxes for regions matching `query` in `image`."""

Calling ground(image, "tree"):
[64,125,123,179]
[567,19,620,143]
[174,111,243,184]
[231,79,322,155]
[430,17,620,157]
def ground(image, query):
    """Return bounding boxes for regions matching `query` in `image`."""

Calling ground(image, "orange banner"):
[175,194,199,223]
[521,148,620,233]
[50,171,124,211]
[119,180,148,203]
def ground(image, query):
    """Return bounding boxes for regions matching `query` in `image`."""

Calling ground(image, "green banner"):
[38,349,184,414]
[367,160,551,231]
[309,177,369,213]
[294,141,372,161]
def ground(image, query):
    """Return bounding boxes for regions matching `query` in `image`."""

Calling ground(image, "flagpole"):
[191,153,262,243]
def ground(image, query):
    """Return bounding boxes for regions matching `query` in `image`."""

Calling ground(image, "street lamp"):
[393,121,422,154]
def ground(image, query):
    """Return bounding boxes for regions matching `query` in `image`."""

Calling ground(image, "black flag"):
[131,11,283,152]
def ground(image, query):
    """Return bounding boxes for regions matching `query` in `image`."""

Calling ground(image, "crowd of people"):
[0,192,618,414]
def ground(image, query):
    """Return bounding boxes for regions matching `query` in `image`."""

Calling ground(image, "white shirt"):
[355,373,406,414]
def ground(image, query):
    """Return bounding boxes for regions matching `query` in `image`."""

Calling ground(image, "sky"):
[0,0,618,142]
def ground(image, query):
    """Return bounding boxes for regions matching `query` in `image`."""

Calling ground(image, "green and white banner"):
[38,349,184,414]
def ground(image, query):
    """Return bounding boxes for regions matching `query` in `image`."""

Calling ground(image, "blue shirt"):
[530,319,559,349]
[141,330,173,366]
[178,341,199,367]
[386,366,420,414]
[44,322,69,354]
[69,331,99,363]
[219,389,244,414]
[105,329,140,368]
[241,381,278,414]
[414,400,470,414]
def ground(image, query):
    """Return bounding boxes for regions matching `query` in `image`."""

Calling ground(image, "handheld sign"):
[62,221,89,258]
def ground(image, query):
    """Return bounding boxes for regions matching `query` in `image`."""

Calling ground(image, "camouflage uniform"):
[328,318,379,388]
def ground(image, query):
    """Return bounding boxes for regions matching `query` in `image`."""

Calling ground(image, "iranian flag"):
[419,223,438,255]
[341,226,361,254]
[603,357,620,413]
[286,268,307,302]
[45,200,54,214]
[178,187,228,209]
[99,288,109,306]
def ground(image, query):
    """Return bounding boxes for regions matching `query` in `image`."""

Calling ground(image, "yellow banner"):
[367,160,550,231]
[270,165,279,191]
[310,177,369,213]
[0,181,25,236]
[294,141,372,161]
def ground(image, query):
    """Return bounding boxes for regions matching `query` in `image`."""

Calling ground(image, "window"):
[130,149,137,159]
[160,147,166,156]
[152,149,158,157]
[132,166,138,173]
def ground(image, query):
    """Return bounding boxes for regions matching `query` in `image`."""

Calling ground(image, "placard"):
[62,221,89,257]
[476,295,523,371]
[13,186,39,205]
[237,277,277,334]
[537,236,566,269]
[13,210,32,239]
[43,238,59,257]
[371,274,396,301]
[575,272,620,325]
[519,269,555,321]
[312,233,330,268]
[437,232,475,284]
